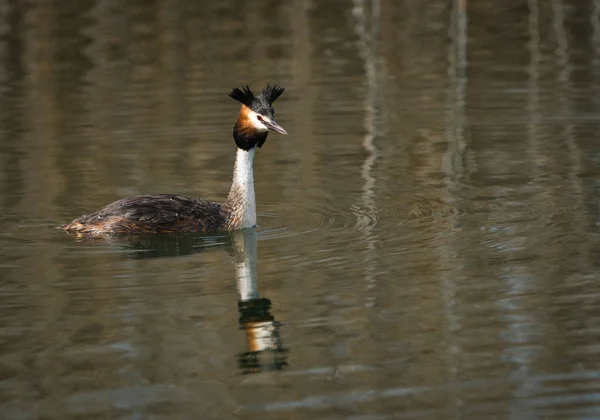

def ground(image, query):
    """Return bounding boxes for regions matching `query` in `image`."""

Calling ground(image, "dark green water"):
[2,0,600,418]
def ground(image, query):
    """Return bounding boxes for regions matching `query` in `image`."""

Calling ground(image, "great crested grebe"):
[62,84,287,235]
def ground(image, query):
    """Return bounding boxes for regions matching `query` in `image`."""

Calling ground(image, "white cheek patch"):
[247,110,269,132]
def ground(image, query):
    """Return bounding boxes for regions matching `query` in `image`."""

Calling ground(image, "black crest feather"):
[229,85,256,107]
[262,84,285,104]
[230,83,285,109]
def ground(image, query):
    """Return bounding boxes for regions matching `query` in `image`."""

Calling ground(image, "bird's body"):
[62,194,225,234]
[62,84,287,236]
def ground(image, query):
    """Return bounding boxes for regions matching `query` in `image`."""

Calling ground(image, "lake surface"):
[2,0,600,418]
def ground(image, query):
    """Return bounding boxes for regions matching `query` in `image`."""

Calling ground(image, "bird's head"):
[229,84,287,150]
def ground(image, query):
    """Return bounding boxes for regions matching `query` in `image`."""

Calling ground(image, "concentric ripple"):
[256,197,459,242]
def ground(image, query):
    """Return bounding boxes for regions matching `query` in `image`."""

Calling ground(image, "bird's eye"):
[257,115,264,122]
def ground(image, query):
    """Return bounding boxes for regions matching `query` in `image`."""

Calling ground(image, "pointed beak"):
[264,119,287,135]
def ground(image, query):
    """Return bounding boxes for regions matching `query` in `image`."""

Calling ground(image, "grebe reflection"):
[88,228,288,373]
[230,228,288,374]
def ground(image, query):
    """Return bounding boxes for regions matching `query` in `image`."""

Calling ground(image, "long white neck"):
[223,148,257,229]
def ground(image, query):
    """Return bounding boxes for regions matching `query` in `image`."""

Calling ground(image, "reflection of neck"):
[223,148,256,229]
[232,228,259,301]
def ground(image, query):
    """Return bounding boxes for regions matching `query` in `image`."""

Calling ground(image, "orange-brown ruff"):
[62,84,287,236]
[236,105,257,137]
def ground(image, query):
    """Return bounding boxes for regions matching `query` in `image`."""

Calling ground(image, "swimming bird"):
[62,84,287,235]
